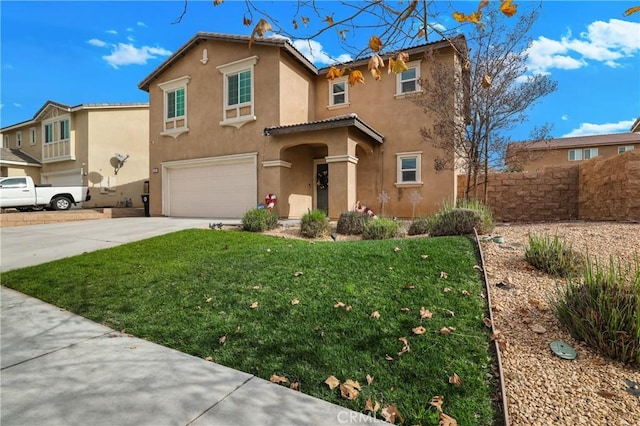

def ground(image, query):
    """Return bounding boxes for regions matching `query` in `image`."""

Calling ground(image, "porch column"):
[261,160,291,218]
[325,154,358,219]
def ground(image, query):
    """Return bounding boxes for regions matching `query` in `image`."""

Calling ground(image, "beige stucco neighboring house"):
[506,132,640,172]
[0,101,149,208]
[139,32,468,219]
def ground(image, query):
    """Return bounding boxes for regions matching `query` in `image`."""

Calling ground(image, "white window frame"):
[395,60,421,97]
[328,77,349,109]
[15,131,22,148]
[568,149,582,161]
[618,145,634,153]
[42,117,70,144]
[29,127,37,145]
[158,75,191,139]
[2,135,8,148]
[218,56,258,128]
[583,147,598,160]
[395,151,422,187]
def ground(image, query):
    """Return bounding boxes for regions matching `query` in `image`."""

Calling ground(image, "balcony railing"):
[42,139,74,162]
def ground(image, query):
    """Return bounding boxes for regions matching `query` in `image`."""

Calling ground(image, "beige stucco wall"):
[511,143,639,172]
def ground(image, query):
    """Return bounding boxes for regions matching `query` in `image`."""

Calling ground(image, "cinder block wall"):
[578,150,640,222]
[457,151,639,222]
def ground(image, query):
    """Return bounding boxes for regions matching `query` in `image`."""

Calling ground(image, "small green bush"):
[407,217,433,236]
[429,208,485,237]
[336,211,371,235]
[362,217,402,240]
[242,208,279,232]
[554,256,639,365]
[455,199,494,234]
[525,233,583,278]
[300,209,329,238]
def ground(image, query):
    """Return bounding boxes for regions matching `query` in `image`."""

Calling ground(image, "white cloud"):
[127,35,135,42]
[137,21,146,27]
[106,29,117,35]
[561,114,568,121]
[562,119,636,137]
[292,39,352,66]
[13,103,22,108]
[126,27,134,32]
[526,19,640,74]
[102,43,171,69]
[87,38,106,47]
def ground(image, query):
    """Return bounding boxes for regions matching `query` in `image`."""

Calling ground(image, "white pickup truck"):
[0,176,91,211]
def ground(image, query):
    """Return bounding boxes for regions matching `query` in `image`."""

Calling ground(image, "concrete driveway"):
[0,217,237,272]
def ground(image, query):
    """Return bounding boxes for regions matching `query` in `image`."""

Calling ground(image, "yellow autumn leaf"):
[441,271,449,279]
[325,375,340,390]
[340,379,361,400]
[478,0,489,10]
[291,299,300,305]
[412,326,427,335]
[370,311,381,319]
[483,317,493,328]
[452,11,467,23]
[420,307,433,319]
[205,356,213,361]
[366,374,374,385]
[250,301,258,309]
[365,396,380,412]
[400,307,410,313]
[393,247,401,252]
[421,254,429,259]
[270,373,289,384]
[392,58,409,74]
[290,381,300,391]
[368,55,384,81]
[323,15,334,26]
[252,285,260,290]
[449,373,462,386]
[219,335,227,344]
[348,70,365,86]
[624,5,640,16]
[453,10,482,24]
[387,58,395,74]
[430,395,444,412]
[294,271,303,277]
[326,66,345,80]
[500,0,518,17]
[381,405,404,424]
[249,19,272,49]
[482,73,492,88]
[398,337,410,355]
[334,301,346,308]
[440,326,454,335]
[440,412,458,426]
[370,68,382,80]
[369,35,383,52]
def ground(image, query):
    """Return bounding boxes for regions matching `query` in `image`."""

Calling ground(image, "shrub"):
[242,208,279,232]
[407,217,433,236]
[554,256,639,365]
[336,211,371,235]
[429,208,484,237]
[300,209,329,238]
[362,217,402,240]
[455,198,494,234]
[525,233,583,278]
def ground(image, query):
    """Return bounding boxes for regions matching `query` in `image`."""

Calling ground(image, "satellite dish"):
[115,153,129,163]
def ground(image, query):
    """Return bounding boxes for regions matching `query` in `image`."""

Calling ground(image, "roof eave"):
[264,117,384,144]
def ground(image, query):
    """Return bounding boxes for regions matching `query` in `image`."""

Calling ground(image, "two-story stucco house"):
[506,132,640,172]
[0,101,150,208]
[139,33,468,219]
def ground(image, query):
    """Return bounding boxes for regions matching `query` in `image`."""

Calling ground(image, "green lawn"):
[1,229,498,425]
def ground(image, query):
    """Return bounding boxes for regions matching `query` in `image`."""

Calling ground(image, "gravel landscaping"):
[481,221,640,425]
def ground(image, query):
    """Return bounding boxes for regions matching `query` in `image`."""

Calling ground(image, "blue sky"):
[1,1,639,141]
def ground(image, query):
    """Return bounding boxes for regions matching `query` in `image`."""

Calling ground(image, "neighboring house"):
[139,32,468,219]
[506,132,640,172]
[0,101,149,208]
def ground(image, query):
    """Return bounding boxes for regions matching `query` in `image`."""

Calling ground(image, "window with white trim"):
[29,127,37,145]
[583,148,598,160]
[43,118,69,144]
[158,75,190,138]
[396,60,421,96]
[568,149,582,161]
[218,56,258,128]
[329,78,349,108]
[15,131,22,148]
[396,152,422,185]
[618,145,634,153]
[2,135,8,148]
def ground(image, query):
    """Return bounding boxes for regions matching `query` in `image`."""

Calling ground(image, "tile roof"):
[263,113,384,143]
[0,148,41,166]
[509,132,640,151]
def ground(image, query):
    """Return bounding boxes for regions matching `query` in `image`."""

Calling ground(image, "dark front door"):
[316,163,328,214]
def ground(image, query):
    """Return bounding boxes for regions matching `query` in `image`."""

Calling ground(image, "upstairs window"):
[618,145,634,153]
[15,131,22,148]
[396,60,421,96]
[29,127,37,145]
[218,56,258,128]
[2,135,8,148]
[158,75,191,138]
[329,78,349,108]
[43,118,69,144]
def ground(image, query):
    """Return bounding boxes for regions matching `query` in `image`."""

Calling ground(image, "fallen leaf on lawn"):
[366,374,374,385]
[334,301,346,308]
[403,285,416,290]
[219,335,227,344]
[461,290,471,296]
[291,299,300,305]
[266,248,271,252]
[530,324,546,334]
[443,287,452,292]
[440,327,455,335]
[421,254,429,259]
[381,405,404,424]
[482,317,493,328]
[420,307,433,319]
[385,354,394,361]
[480,292,487,299]
[393,247,401,252]
[440,271,448,279]
[270,374,289,384]
[252,285,261,290]
[325,375,340,390]
[345,305,352,311]
[449,373,462,386]
[444,309,455,317]
[340,380,361,400]
[430,395,444,412]
[439,412,458,426]
[290,382,300,391]
[370,311,381,319]
[473,264,483,271]
[206,297,213,303]
[400,307,410,313]
[398,337,410,355]
[294,271,303,277]
[364,396,380,413]
[205,356,213,362]
[250,301,259,309]
[412,326,427,335]
[388,266,393,270]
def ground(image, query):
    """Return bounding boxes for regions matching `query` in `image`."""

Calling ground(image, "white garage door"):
[164,154,257,218]
[41,170,82,186]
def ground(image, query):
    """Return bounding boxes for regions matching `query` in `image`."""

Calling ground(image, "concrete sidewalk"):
[1,218,386,425]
